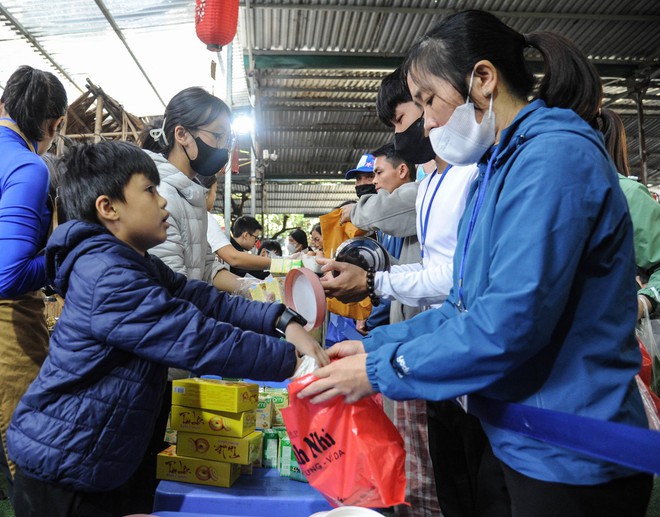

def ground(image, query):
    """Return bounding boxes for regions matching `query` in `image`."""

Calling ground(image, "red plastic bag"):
[282,373,407,508]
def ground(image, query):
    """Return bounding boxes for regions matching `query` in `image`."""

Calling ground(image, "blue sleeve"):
[90,261,296,381]
[365,136,614,400]
[152,256,285,336]
[0,157,49,296]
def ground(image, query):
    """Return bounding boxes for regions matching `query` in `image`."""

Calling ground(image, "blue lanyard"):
[419,164,451,259]
[456,148,498,310]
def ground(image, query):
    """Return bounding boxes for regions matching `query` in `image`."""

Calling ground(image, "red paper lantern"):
[195,0,239,51]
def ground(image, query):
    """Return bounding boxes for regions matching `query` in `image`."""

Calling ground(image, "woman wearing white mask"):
[301,10,652,516]
[287,228,308,255]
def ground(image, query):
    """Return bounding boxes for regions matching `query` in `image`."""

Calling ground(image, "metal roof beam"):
[250,53,645,78]
[261,86,379,94]
[0,5,84,93]
[93,0,166,108]
[262,105,377,112]
[264,126,388,132]
[263,97,377,106]
[239,3,660,24]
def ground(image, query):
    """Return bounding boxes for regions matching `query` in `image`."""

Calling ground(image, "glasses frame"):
[191,127,235,150]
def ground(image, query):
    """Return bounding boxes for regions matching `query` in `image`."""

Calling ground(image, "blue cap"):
[345,153,375,180]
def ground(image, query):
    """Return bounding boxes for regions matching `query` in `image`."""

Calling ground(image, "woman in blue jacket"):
[302,10,652,516]
[0,65,67,497]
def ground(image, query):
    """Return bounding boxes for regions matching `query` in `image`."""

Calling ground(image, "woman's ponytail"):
[1,65,67,142]
[525,31,602,127]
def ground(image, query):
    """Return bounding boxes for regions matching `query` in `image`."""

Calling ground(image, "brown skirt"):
[0,291,49,476]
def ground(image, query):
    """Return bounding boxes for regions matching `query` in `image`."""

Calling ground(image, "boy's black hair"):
[232,215,263,238]
[196,174,218,189]
[371,143,416,182]
[1,65,68,142]
[60,141,160,224]
[258,239,282,256]
[376,68,413,128]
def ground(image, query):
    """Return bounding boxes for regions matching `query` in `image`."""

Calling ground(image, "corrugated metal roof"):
[238,0,660,188]
[216,180,358,216]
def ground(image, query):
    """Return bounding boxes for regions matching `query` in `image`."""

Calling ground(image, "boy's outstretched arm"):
[86,263,298,381]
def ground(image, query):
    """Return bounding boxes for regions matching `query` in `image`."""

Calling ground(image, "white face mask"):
[429,71,496,166]
[287,243,298,255]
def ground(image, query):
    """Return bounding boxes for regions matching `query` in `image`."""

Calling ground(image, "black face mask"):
[184,136,229,177]
[355,183,377,198]
[394,116,436,164]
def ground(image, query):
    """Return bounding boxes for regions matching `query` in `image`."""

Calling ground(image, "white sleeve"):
[374,261,453,307]
[206,213,230,253]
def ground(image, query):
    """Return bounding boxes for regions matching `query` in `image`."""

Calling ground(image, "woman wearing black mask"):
[141,87,239,294]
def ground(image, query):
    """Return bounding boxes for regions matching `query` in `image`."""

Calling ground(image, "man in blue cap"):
[345,153,376,198]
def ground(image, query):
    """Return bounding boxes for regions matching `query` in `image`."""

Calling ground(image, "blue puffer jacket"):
[7,220,296,491]
[363,100,646,485]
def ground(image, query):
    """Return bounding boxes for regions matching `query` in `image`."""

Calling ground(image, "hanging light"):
[195,0,239,52]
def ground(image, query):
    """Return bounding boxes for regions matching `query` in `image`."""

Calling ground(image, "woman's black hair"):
[60,141,160,224]
[376,68,413,128]
[290,228,308,249]
[312,223,322,235]
[140,87,231,157]
[599,108,630,177]
[1,65,68,142]
[404,10,602,127]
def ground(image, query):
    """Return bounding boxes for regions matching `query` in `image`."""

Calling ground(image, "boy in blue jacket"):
[7,141,327,517]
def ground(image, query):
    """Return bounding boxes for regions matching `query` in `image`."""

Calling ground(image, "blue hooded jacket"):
[362,100,646,485]
[7,220,296,491]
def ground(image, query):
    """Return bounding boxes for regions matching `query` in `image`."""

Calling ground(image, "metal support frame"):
[0,5,83,93]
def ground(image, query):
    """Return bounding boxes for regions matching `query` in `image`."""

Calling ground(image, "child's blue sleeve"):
[154,256,284,336]
[90,263,296,381]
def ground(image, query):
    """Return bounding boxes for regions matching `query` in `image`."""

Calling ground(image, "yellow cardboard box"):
[177,430,263,465]
[156,445,240,488]
[172,378,259,413]
[170,405,256,438]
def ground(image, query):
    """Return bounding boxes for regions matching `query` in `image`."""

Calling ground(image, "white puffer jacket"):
[145,150,224,283]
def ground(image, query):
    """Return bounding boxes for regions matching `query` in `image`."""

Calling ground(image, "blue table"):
[153,468,332,516]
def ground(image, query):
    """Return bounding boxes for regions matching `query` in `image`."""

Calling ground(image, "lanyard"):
[456,148,498,311]
[419,164,451,259]
[0,118,37,153]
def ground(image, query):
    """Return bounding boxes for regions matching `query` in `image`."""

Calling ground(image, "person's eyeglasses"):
[192,127,235,149]
[250,233,262,240]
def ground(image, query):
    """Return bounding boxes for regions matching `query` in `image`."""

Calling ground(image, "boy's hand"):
[285,322,330,367]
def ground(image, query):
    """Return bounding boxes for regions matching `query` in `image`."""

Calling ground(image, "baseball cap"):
[345,153,375,180]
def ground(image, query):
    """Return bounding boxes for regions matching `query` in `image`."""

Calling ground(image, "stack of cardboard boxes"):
[156,378,262,488]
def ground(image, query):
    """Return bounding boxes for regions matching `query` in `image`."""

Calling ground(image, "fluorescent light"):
[233,114,254,135]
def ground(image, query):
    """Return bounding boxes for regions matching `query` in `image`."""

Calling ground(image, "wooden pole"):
[94,95,104,143]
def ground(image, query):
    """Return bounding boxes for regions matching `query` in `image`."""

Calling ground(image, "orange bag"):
[319,209,372,320]
[282,373,407,508]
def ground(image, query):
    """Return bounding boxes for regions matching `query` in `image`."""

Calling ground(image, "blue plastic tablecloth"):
[153,468,332,516]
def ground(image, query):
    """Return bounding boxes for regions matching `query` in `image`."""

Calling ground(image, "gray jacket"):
[145,150,224,283]
[350,182,423,323]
